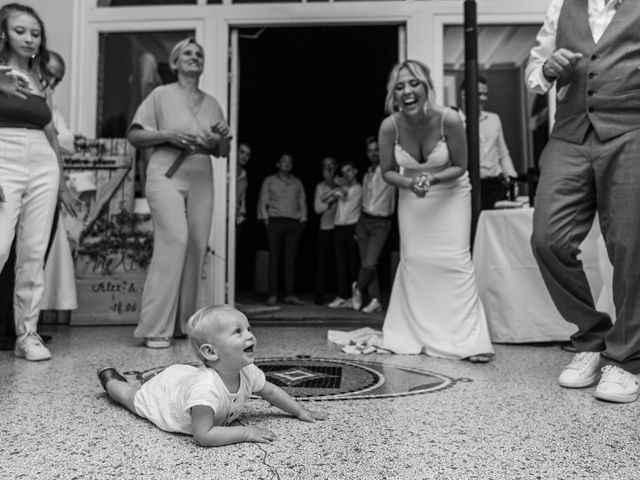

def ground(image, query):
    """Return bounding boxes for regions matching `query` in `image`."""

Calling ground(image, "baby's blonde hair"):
[187,304,239,361]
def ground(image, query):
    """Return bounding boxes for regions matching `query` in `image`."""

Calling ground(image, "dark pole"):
[464,0,481,249]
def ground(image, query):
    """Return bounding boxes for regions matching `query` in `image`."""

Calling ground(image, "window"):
[97,30,194,137]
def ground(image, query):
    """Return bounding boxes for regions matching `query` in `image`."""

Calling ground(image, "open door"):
[227,24,401,302]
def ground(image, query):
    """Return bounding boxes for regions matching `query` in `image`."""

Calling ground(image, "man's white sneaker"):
[14,332,51,361]
[594,365,640,403]
[558,351,600,388]
[362,298,382,314]
[351,282,362,311]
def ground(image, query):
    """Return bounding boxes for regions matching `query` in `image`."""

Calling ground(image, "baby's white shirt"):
[133,363,266,434]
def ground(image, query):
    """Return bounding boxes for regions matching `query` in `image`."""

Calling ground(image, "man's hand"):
[0,66,31,100]
[244,426,277,443]
[543,49,584,81]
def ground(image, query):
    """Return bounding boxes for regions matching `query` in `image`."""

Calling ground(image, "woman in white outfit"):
[128,37,231,349]
[0,4,78,361]
[378,60,494,362]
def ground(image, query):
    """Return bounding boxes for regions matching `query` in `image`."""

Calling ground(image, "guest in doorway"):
[527,0,640,403]
[459,76,518,209]
[128,36,231,349]
[46,51,74,155]
[313,156,339,305]
[235,142,252,291]
[327,161,362,309]
[35,50,80,325]
[352,136,396,314]
[0,3,79,360]
[257,153,307,306]
[378,60,494,362]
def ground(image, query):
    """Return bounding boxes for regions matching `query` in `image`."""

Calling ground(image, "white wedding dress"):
[382,111,494,358]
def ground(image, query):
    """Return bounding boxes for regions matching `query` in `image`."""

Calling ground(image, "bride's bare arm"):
[379,117,415,191]
[427,110,467,185]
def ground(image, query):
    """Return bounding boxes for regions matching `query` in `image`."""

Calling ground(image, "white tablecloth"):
[473,207,613,343]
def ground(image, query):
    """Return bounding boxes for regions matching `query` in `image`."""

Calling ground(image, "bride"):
[377,60,494,362]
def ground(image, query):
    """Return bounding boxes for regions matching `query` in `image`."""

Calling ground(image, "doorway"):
[234,25,400,298]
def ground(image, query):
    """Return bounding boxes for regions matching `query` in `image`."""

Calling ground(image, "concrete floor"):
[2,317,639,479]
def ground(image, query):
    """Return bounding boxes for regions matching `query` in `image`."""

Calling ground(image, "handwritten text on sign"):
[73,274,145,325]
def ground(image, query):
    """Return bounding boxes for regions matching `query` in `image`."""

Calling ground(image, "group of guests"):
[246,136,395,314]
[3,0,640,411]
[314,137,395,314]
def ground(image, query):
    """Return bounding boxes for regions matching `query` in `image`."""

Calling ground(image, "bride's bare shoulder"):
[379,115,397,134]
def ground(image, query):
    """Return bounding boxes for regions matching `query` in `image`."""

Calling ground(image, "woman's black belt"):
[165,146,211,178]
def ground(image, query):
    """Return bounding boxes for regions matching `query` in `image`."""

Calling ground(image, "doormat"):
[124,356,469,401]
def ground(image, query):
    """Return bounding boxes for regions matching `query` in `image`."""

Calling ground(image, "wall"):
[24,0,74,120]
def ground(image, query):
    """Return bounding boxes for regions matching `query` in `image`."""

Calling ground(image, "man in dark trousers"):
[351,136,395,313]
[257,153,307,306]
[527,0,640,403]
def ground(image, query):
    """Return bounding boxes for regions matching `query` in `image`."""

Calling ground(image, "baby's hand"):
[297,408,327,422]
[245,426,277,443]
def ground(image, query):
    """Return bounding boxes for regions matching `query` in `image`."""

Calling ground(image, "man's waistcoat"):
[553,0,640,144]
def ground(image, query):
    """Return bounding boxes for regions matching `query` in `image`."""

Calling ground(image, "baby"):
[97,305,325,446]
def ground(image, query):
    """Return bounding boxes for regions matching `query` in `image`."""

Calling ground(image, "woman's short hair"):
[168,36,203,73]
[0,3,50,86]
[384,60,436,115]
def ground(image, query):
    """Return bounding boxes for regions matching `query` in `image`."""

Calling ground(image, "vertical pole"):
[227,29,240,305]
[464,0,481,248]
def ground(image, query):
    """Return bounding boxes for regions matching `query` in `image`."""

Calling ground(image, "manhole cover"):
[126,357,464,401]
[255,357,458,400]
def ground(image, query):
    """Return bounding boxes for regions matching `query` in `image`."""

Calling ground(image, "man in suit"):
[526,0,640,402]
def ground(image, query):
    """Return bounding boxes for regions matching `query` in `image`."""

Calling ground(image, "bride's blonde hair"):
[384,60,436,115]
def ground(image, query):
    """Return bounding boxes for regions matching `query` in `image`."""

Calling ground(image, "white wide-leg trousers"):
[0,128,59,336]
